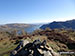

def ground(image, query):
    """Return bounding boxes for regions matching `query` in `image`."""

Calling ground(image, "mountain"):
[0,23,42,33]
[0,23,33,30]
[40,19,75,29]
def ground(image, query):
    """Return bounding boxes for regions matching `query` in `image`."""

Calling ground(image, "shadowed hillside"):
[40,19,75,29]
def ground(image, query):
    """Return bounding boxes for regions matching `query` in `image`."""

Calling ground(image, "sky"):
[0,0,75,24]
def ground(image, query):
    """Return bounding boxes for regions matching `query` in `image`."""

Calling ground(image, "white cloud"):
[37,17,75,23]
[52,17,75,22]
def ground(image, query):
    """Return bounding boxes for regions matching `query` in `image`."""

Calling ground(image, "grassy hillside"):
[0,28,75,56]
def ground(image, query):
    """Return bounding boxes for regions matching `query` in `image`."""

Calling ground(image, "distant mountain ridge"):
[0,23,42,33]
[0,23,34,30]
[40,19,75,29]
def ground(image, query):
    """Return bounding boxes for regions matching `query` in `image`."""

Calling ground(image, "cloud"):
[52,17,75,22]
[35,17,75,24]
[42,17,75,23]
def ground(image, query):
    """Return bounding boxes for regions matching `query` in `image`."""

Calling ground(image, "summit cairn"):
[10,39,61,56]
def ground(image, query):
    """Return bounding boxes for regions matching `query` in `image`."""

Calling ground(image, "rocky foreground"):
[10,39,61,56]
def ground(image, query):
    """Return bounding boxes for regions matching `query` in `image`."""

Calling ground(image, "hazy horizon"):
[0,19,75,25]
[0,0,75,24]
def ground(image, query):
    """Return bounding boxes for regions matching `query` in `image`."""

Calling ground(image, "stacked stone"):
[10,40,60,56]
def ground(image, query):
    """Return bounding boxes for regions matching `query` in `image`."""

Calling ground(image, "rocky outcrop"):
[10,39,61,56]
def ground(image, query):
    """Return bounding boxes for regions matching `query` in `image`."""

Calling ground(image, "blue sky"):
[0,0,75,24]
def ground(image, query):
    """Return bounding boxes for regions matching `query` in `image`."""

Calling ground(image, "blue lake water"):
[18,25,42,34]
[24,25,42,33]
